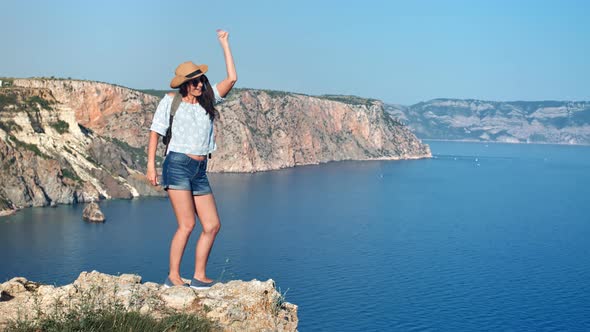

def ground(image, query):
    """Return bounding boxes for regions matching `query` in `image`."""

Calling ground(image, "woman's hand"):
[146,131,160,186]
[217,29,229,46]
[146,165,158,186]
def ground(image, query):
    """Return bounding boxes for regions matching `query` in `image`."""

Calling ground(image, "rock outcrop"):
[82,202,105,222]
[0,271,298,332]
[386,99,590,144]
[1,78,430,214]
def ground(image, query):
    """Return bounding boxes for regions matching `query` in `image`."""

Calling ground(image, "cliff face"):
[13,79,159,148]
[386,99,590,144]
[208,91,431,172]
[1,79,430,214]
[0,85,165,215]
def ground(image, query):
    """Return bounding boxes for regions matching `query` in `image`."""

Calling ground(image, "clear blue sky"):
[1,0,588,105]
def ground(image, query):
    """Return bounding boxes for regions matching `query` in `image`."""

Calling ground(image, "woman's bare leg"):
[193,193,221,282]
[168,189,196,285]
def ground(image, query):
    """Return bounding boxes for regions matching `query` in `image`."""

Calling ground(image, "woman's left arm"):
[215,29,237,98]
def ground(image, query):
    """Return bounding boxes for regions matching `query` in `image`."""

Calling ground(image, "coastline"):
[7,138,588,218]
[0,210,16,217]
[421,138,590,147]
[361,152,432,161]
[0,154,432,217]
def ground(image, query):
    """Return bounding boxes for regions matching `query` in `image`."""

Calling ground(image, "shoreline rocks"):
[0,209,16,217]
[82,202,105,222]
[0,271,298,332]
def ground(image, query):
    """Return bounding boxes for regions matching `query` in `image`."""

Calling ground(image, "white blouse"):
[150,84,224,155]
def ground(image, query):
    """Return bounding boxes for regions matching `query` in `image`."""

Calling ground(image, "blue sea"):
[1,141,589,331]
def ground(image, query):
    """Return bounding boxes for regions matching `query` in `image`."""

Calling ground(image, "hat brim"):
[170,64,208,88]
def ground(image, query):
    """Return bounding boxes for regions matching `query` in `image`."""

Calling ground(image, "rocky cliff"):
[12,79,159,148]
[1,78,430,215]
[208,90,431,172]
[0,271,298,331]
[386,99,590,144]
[0,83,165,215]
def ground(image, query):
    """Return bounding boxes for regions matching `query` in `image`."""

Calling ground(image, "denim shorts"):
[161,151,212,196]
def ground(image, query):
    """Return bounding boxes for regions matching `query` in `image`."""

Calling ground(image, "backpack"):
[162,92,183,157]
[161,93,213,159]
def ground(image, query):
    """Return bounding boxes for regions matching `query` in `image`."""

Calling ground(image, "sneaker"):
[190,278,217,290]
[163,277,189,288]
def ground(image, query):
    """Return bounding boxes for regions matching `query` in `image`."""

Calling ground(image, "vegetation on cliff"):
[8,306,212,332]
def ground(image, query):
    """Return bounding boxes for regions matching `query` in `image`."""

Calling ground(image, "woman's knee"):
[203,221,221,235]
[177,220,196,235]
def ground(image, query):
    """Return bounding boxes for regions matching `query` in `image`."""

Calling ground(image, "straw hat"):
[170,61,209,88]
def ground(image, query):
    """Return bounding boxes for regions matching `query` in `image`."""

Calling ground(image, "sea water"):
[1,141,589,331]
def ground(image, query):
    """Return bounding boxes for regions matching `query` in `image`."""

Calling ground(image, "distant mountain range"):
[385,99,590,145]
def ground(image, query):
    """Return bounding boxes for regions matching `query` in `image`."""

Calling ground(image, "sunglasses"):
[189,76,206,87]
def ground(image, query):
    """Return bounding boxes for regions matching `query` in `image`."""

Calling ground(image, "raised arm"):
[215,29,237,98]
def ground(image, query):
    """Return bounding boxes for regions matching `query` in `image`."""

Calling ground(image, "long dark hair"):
[179,74,217,121]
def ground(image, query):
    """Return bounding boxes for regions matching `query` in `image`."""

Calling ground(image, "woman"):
[146,29,237,289]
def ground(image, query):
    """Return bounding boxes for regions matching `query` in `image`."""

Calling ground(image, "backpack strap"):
[163,93,183,157]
